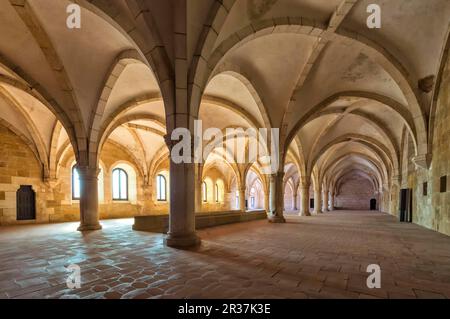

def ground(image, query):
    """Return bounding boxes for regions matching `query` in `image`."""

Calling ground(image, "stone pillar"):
[293,193,298,210]
[322,189,329,212]
[239,187,246,212]
[313,187,322,214]
[268,173,286,223]
[195,167,203,213]
[164,136,200,248]
[142,183,153,214]
[77,166,102,231]
[299,179,311,216]
[330,191,335,211]
[264,189,270,214]
[164,1,200,248]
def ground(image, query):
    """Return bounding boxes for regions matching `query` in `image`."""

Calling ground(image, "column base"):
[268,215,286,223]
[77,223,102,231]
[299,211,311,217]
[165,233,201,248]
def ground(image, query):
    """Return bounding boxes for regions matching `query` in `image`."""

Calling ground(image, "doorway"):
[370,198,377,210]
[17,185,36,221]
[399,188,413,222]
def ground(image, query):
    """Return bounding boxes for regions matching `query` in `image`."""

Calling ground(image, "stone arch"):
[309,134,396,178]
[326,155,385,193]
[429,26,450,154]
[188,0,238,117]
[285,91,420,160]
[89,49,148,151]
[203,63,272,128]
[201,95,262,129]
[10,0,88,164]
[80,0,173,107]
[192,17,427,157]
[0,62,79,167]
[0,86,49,177]
[0,118,41,166]
[321,152,388,190]
[49,121,63,180]
[96,94,163,155]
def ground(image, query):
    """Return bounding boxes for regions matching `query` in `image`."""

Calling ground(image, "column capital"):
[75,165,100,180]
[391,175,401,186]
[412,153,432,170]
[300,176,311,187]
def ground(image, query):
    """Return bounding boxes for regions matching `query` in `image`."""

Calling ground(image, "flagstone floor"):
[1,210,450,299]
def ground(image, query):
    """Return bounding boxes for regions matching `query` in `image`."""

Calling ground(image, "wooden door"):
[17,185,36,221]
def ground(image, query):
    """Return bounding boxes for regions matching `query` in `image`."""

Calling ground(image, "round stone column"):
[322,189,329,212]
[239,187,246,212]
[77,165,102,231]
[164,135,200,248]
[313,188,322,214]
[330,192,335,211]
[268,173,286,223]
[299,180,311,216]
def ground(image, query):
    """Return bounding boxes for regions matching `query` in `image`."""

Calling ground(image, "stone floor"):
[1,210,450,299]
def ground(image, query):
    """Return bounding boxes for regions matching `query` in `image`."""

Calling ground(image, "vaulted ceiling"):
[0,0,449,193]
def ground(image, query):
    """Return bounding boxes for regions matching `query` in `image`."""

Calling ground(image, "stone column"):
[330,191,335,211]
[164,136,200,248]
[239,187,246,212]
[268,172,286,223]
[142,182,153,214]
[299,178,311,216]
[264,189,270,214]
[293,191,298,211]
[77,165,102,231]
[164,1,200,248]
[322,189,329,212]
[195,166,203,213]
[313,187,322,214]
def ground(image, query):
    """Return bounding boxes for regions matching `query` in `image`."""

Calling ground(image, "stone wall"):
[335,176,376,210]
[388,53,450,236]
[407,53,450,235]
[0,125,48,225]
[201,167,232,212]
[0,124,171,225]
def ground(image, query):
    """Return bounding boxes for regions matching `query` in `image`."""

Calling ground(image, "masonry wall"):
[407,54,450,235]
[335,177,376,210]
[0,125,171,225]
[0,125,48,225]
[201,167,232,212]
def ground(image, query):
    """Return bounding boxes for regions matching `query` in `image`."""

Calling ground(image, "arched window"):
[72,167,81,200]
[157,174,167,201]
[250,187,256,209]
[112,168,128,200]
[202,181,207,202]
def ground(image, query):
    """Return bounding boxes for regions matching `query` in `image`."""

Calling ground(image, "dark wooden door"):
[17,185,36,221]
[370,199,377,210]
[399,189,413,222]
[405,188,413,222]
[310,198,314,209]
